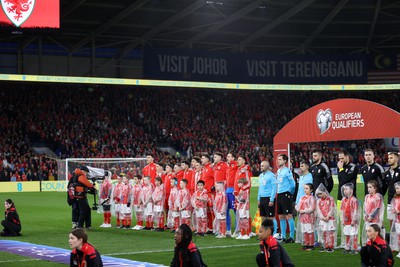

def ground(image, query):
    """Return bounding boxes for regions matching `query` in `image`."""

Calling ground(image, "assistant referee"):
[257,160,277,235]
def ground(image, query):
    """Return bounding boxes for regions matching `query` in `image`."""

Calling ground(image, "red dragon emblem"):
[1,0,35,27]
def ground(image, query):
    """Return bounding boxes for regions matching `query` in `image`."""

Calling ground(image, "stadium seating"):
[0,83,398,181]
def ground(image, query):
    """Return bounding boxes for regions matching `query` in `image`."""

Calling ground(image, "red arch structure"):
[273,98,400,164]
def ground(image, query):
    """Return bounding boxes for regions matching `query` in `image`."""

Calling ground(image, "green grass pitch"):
[0,185,385,266]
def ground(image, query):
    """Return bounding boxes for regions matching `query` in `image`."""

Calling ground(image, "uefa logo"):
[1,0,35,27]
[316,108,332,134]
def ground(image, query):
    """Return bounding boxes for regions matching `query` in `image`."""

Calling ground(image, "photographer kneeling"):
[73,166,96,229]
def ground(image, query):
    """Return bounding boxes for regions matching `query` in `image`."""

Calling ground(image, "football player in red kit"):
[142,154,157,185]
[225,152,238,236]
[201,154,214,234]
[182,161,195,195]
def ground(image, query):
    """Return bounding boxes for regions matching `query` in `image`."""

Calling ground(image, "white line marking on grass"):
[105,243,257,256]
[0,259,40,263]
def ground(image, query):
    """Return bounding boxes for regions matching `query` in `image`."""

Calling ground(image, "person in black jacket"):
[256,218,294,267]
[360,224,394,267]
[1,199,21,236]
[73,166,96,229]
[385,152,400,206]
[360,149,386,196]
[171,224,207,267]
[69,228,103,267]
[310,150,333,193]
[337,150,359,200]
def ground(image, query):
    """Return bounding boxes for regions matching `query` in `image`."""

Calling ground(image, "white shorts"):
[114,203,121,213]
[395,222,400,233]
[154,205,163,213]
[343,225,357,236]
[195,208,206,218]
[133,205,143,213]
[239,209,249,219]
[120,204,131,214]
[301,223,314,234]
[215,212,226,220]
[144,203,153,216]
[319,220,335,231]
[387,205,395,220]
[181,210,190,218]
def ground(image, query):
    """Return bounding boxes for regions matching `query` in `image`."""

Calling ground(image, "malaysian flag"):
[368,54,400,83]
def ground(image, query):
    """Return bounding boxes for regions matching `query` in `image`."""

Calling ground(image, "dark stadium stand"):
[0,83,399,181]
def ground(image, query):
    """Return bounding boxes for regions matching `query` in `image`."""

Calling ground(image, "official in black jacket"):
[360,149,386,195]
[385,152,400,205]
[337,151,359,200]
[310,150,333,193]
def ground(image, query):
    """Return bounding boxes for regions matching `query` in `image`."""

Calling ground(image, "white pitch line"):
[105,243,257,256]
[0,258,40,263]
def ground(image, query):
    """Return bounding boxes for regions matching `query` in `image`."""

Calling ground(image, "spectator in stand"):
[0,85,398,183]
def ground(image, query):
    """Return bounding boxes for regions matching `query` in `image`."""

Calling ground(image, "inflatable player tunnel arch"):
[273,98,400,165]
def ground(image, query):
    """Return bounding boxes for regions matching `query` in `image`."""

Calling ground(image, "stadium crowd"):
[0,83,399,182]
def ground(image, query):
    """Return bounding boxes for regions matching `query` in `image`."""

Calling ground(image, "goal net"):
[57,158,147,186]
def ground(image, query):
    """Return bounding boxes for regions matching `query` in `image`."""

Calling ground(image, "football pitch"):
[0,186,379,267]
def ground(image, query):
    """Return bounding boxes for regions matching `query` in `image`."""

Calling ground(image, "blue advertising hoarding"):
[143,47,367,84]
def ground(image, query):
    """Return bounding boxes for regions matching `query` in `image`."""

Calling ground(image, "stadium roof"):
[3,0,400,58]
